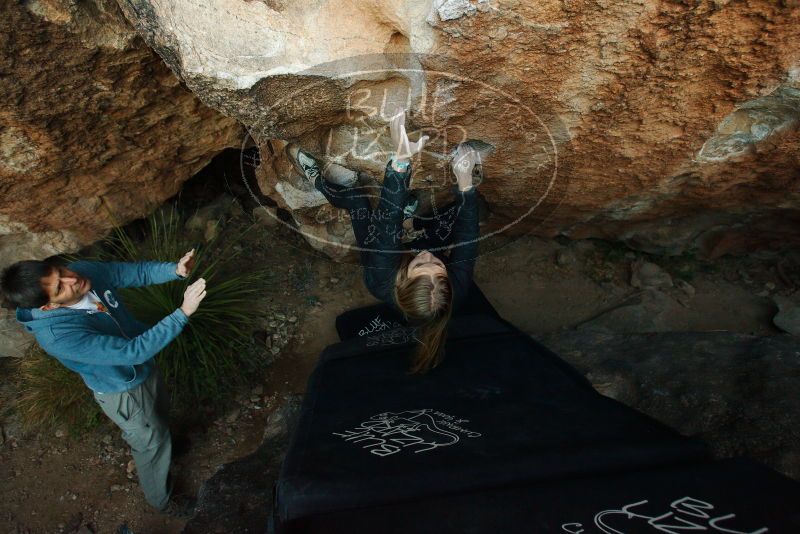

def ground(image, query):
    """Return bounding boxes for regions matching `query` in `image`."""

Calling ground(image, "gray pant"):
[93,370,172,510]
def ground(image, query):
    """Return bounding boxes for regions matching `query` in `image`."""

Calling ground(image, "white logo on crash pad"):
[333,409,481,458]
[103,290,119,309]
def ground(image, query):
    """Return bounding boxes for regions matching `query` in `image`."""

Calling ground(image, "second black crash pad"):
[287,457,800,533]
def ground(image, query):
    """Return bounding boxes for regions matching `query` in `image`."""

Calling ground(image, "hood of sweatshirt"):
[16,306,94,334]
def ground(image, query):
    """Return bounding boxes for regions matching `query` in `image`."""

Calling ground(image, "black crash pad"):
[273,311,727,531]
[287,457,800,533]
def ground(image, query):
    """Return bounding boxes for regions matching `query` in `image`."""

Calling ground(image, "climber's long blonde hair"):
[394,254,453,373]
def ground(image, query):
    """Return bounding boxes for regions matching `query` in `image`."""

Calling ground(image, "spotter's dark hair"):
[0,260,55,309]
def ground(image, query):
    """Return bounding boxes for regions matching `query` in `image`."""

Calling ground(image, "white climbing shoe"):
[322,161,359,188]
[285,143,321,183]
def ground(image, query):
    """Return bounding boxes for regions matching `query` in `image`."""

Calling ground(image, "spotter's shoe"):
[159,494,196,519]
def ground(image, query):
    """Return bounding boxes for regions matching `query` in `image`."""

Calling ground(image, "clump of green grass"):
[101,207,272,411]
[15,345,104,432]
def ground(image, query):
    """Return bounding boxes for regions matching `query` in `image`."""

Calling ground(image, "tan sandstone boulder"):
[0,0,243,270]
[33,1,800,259]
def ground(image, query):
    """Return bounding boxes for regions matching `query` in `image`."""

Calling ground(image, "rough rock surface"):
[0,308,33,358]
[577,288,690,333]
[773,295,800,336]
[541,330,800,480]
[0,0,243,270]
[116,0,800,259]
[183,395,302,533]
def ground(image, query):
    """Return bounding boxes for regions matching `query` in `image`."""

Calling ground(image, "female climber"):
[285,109,487,373]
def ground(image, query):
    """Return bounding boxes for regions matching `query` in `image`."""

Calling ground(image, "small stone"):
[55,429,65,438]
[288,315,297,323]
[225,408,240,423]
[253,206,280,228]
[126,459,136,474]
[757,290,770,297]
[765,282,776,290]
[631,260,673,289]
[204,220,219,242]
[675,279,695,297]
[773,296,800,336]
[330,277,340,284]
[572,240,596,255]
[490,26,508,40]
[723,269,740,282]
[101,434,112,445]
[556,248,576,267]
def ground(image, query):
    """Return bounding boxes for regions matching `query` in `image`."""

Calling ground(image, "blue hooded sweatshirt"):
[16,260,188,393]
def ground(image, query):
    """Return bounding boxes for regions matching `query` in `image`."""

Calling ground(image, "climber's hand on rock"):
[452,144,479,192]
[390,107,429,166]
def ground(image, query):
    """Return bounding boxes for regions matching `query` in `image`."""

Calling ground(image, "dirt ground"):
[1,206,794,533]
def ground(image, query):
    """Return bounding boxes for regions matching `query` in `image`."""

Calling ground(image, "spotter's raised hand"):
[176,248,196,278]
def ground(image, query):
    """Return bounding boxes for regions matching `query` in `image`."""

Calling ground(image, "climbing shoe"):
[322,161,359,187]
[285,143,321,183]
